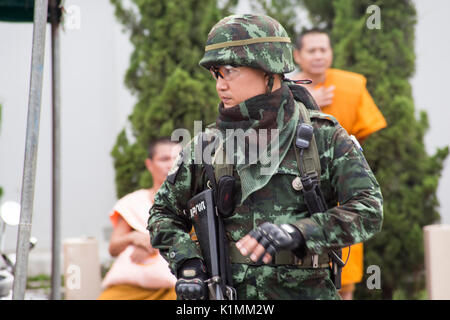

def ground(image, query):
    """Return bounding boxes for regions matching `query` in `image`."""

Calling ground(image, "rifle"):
[186,134,236,300]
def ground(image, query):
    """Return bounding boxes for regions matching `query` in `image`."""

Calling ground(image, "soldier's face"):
[293,33,333,76]
[214,66,268,108]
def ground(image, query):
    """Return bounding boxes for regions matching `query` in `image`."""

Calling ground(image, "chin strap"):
[283,77,312,85]
[266,73,274,93]
[267,74,312,93]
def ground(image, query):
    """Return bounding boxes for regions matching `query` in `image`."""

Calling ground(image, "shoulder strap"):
[294,101,321,181]
[212,139,234,182]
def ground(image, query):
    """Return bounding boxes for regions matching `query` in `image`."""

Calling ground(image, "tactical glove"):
[175,258,208,300]
[248,222,306,261]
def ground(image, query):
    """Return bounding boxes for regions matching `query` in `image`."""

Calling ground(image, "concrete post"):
[424,224,450,299]
[63,237,102,300]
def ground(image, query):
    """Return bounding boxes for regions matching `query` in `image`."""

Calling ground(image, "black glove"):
[175,258,208,300]
[248,222,306,262]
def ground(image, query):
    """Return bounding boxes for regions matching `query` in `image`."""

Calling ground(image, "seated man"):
[98,137,181,300]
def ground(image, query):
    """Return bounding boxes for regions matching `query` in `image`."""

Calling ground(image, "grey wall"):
[0,0,448,276]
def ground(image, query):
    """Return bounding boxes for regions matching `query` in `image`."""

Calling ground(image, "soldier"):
[148,14,383,300]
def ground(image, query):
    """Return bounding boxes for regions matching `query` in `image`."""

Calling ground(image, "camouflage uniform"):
[148,14,383,300]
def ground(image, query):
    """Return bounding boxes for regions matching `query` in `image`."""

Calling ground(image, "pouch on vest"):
[217,175,236,218]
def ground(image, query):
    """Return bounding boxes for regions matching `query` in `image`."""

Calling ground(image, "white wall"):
[0,0,135,272]
[411,0,450,224]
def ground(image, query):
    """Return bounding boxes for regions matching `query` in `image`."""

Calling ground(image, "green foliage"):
[251,0,335,38]
[251,0,302,39]
[110,0,236,197]
[257,0,448,299]
[26,274,52,289]
[301,0,334,30]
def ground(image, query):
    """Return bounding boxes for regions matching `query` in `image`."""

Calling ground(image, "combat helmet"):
[199,14,295,75]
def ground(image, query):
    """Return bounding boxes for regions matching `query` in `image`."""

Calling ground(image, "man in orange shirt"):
[292,29,387,299]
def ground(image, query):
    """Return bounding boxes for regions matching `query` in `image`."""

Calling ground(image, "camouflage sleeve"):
[293,125,383,255]
[147,142,203,276]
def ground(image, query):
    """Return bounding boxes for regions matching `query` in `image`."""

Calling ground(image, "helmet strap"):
[266,74,274,93]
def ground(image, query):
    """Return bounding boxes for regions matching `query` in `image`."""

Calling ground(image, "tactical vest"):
[209,99,331,269]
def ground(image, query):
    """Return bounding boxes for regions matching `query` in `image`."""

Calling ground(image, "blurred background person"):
[292,29,387,299]
[98,137,181,300]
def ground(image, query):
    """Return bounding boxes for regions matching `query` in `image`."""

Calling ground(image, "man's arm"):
[292,124,383,255]
[109,216,156,261]
[148,144,204,275]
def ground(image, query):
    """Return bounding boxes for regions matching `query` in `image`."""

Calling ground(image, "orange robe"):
[314,68,386,287]
[98,189,177,300]
[317,68,387,140]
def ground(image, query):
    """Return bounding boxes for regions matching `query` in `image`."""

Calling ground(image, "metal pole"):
[50,0,61,300]
[12,0,49,300]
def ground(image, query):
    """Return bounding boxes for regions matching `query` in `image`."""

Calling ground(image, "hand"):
[130,246,153,263]
[131,231,152,250]
[309,85,334,107]
[236,223,305,264]
[176,259,208,300]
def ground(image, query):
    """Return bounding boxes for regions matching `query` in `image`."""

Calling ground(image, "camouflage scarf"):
[215,83,299,204]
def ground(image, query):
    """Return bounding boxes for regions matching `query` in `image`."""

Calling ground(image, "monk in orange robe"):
[98,138,181,300]
[292,29,387,300]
